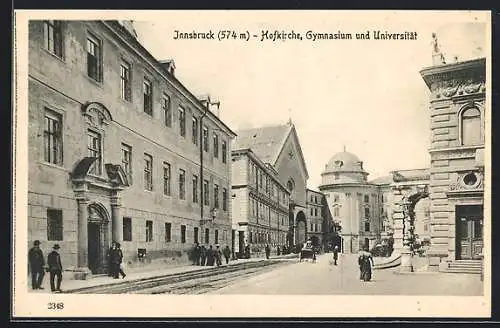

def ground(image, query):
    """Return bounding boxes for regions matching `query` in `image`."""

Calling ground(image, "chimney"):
[198,94,221,117]
[159,59,176,76]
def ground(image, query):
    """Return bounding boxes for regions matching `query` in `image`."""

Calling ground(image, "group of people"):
[190,243,232,267]
[107,241,126,279]
[28,240,63,292]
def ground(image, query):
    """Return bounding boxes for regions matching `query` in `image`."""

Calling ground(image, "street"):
[213,253,483,296]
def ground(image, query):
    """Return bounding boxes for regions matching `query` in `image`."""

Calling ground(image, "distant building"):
[232,120,310,248]
[28,20,235,279]
[231,148,290,256]
[420,57,485,271]
[306,189,333,248]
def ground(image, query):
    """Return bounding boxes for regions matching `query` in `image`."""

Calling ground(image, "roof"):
[369,175,393,185]
[391,168,430,182]
[232,124,292,164]
[324,151,367,174]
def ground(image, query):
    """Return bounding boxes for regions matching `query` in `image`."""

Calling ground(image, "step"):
[445,268,481,274]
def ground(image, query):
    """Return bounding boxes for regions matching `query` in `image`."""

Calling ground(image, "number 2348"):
[48,302,64,310]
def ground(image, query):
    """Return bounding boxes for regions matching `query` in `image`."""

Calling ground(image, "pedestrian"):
[244,244,250,259]
[109,242,121,279]
[47,244,63,293]
[107,241,117,277]
[222,245,231,264]
[265,244,271,260]
[206,245,214,266]
[277,245,281,256]
[28,240,45,290]
[358,247,374,282]
[116,242,126,279]
[200,245,207,266]
[215,245,222,267]
[332,245,339,266]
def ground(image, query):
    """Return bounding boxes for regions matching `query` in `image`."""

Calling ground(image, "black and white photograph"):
[13,10,491,317]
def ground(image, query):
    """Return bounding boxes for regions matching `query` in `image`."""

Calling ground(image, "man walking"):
[200,245,207,266]
[47,244,63,293]
[28,240,45,290]
[265,244,271,260]
[222,245,231,265]
[332,245,339,265]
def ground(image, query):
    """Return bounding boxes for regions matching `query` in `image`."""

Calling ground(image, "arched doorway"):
[295,211,307,246]
[87,203,110,274]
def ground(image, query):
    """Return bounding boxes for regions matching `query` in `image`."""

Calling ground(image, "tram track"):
[67,259,293,294]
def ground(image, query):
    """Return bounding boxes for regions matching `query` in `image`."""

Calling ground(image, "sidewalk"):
[30,253,298,293]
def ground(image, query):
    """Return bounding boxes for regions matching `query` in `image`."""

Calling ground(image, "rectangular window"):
[194,227,199,243]
[87,130,102,175]
[86,34,101,81]
[310,208,314,216]
[120,61,131,101]
[163,94,171,127]
[364,221,370,232]
[179,169,186,200]
[192,175,199,203]
[364,207,370,219]
[47,209,63,241]
[214,184,219,208]
[121,143,132,184]
[205,228,210,244]
[203,180,210,206]
[163,162,171,196]
[143,78,153,115]
[222,188,228,211]
[44,20,63,58]
[181,225,186,243]
[43,109,63,165]
[178,107,186,137]
[123,217,132,241]
[192,117,198,145]
[334,207,339,217]
[203,126,209,152]
[364,195,369,203]
[215,229,219,244]
[144,154,153,191]
[165,222,171,242]
[146,220,153,242]
[222,140,227,163]
[213,134,219,158]
[314,208,318,216]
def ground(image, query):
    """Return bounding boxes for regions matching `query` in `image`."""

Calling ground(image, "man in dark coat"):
[206,245,215,266]
[222,245,231,264]
[47,244,63,292]
[265,244,271,259]
[116,242,126,279]
[215,245,222,267]
[28,240,45,290]
[109,243,122,279]
[200,245,207,266]
[332,245,339,265]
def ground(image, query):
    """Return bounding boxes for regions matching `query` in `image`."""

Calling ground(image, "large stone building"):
[419,56,485,271]
[232,120,310,248]
[28,20,235,279]
[306,189,334,248]
[230,148,290,256]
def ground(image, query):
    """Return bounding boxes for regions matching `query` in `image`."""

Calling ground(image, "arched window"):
[461,106,481,146]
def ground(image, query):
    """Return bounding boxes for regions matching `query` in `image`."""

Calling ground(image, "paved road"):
[214,253,483,295]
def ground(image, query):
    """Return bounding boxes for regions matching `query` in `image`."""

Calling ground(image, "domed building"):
[319,149,383,254]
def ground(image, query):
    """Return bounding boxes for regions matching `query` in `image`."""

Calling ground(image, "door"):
[457,205,483,260]
[238,231,245,256]
[88,222,100,273]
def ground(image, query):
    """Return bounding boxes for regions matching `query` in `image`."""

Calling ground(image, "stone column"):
[75,192,92,280]
[111,191,122,243]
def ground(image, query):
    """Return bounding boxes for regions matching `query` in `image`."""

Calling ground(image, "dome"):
[324,151,367,174]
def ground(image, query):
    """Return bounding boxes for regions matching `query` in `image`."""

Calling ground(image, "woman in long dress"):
[358,247,374,282]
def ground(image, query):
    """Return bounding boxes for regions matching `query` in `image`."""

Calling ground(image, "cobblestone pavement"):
[214,253,484,295]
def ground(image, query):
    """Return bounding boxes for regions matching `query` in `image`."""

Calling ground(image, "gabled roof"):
[369,175,393,186]
[232,124,292,164]
[232,121,310,179]
[391,168,430,182]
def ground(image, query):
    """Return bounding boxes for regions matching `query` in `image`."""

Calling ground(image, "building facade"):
[231,149,290,256]
[420,57,485,270]
[232,120,310,249]
[28,20,235,279]
[318,151,383,253]
[305,189,333,248]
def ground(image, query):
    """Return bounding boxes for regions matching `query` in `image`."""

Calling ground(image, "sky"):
[131,11,488,190]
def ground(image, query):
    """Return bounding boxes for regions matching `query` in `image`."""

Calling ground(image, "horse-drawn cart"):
[299,247,316,262]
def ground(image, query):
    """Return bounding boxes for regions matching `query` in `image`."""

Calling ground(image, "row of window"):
[123,218,227,244]
[249,197,287,226]
[309,194,320,204]
[248,161,289,207]
[309,207,319,217]
[310,223,322,233]
[43,21,229,165]
[44,208,227,245]
[248,230,287,245]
